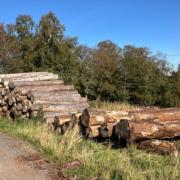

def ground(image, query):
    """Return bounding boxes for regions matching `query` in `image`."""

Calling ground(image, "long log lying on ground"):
[114,118,180,145]
[44,112,83,119]
[88,112,130,126]
[79,108,130,127]
[32,89,79,95]
[15,85,75,92]
[19,90,80,99]
[1,73,59,83]
[2,76,59,82]
[137,139,179,157]
[0,72,53,78]
[34,99,87,105]
[10,80,64,86]
[31,103,89,112]
[129,108,180,121]
[33,95,83,102]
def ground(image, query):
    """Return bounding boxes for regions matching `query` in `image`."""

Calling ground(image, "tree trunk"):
[129,108,180,121]
[114,118,180,145]
[10,80,64,86]
[15,85,74,92]
[137,139,179,157]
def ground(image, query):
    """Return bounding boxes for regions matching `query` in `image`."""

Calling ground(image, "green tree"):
[122,46,169,106]
[15,15,35,39]
[77,40,123,101]
[0,24,20,73]
[26,12,79,84]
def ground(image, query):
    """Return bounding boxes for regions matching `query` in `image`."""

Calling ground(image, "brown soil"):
[0,132,68,180]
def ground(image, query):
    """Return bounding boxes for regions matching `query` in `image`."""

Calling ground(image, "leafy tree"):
[77,40,123,101]
[15,15,35,39]
[122,46,168,106]
[26,12,79,84]
[0,13,179,107]
[0,24,20,73]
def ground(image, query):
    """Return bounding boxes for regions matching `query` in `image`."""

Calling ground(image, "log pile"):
[0,72,89,120]
[52,108,180,156]
[0,72,179,156]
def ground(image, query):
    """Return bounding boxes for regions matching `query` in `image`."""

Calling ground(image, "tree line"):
[0,12,179,107]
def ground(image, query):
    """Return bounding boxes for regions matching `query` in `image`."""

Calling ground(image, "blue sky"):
[0,0,179,68]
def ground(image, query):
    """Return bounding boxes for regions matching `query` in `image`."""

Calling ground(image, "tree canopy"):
[0,12,179,107]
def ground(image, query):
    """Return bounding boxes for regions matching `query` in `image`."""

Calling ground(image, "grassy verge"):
[0,117,179,180]
[90,101,140,111]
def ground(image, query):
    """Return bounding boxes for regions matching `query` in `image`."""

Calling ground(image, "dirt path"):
[0,132,63,180]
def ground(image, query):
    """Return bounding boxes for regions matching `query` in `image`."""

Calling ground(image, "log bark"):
[80,123,115,139]
[88,113,130,126]
[23,90,79,96]
[0,72,58,82]
[0,72,54,78]
[33,99,87,105]
[89,125,100,138]
[8,96,14,106]
[33,95,83,102]
[61,121,79,134]
[54,113,78,126]
[42,104,89,112]
[30,111,39,118]
[10,80,64,86]
[0,88,6,96]
[15,85,74,92]
[79,109,129,127]
[43,112,78,118]
[79,109,90,128]
[114,118,180,145]
[129,108,180,121]
[1,76,59,82]
[8,81,15,90]
[2,105,8,113]
[98,123,115,138]
[137,139,179,157]
[31,104,87,113]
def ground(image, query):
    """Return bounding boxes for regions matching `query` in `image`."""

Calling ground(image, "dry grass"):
[0,117,179,180]
[90,101,140,111]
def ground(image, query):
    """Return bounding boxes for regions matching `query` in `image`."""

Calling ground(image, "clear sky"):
[0,0,179,68]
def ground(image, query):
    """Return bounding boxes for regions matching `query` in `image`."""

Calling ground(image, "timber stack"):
[52,108,180,156]
[0,72,179,157]
[0,72,89,120]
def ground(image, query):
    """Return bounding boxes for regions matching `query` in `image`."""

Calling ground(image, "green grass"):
[90,101,139,111]
[0,117,179,180]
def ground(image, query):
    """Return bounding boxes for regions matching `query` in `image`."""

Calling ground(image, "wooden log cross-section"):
[0,72,89,120]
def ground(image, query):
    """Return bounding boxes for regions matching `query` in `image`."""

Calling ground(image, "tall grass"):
[90,101,139,111]
[0,117,179,180]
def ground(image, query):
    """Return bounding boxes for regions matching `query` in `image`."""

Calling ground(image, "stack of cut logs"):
[0,72,179,156]
[52,108,180,157]
[0,72,89,120]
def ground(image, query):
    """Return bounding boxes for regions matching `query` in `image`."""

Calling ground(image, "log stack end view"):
[0,72,89,121]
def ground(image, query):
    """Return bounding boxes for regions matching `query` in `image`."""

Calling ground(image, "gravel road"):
[0,132,63,180]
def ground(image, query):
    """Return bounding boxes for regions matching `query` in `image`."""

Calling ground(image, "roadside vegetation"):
[90,101,140,111]
[0,117,179,180]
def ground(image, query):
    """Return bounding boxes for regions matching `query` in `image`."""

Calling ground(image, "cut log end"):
[113,119,131,147]
[79,108,90,128]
